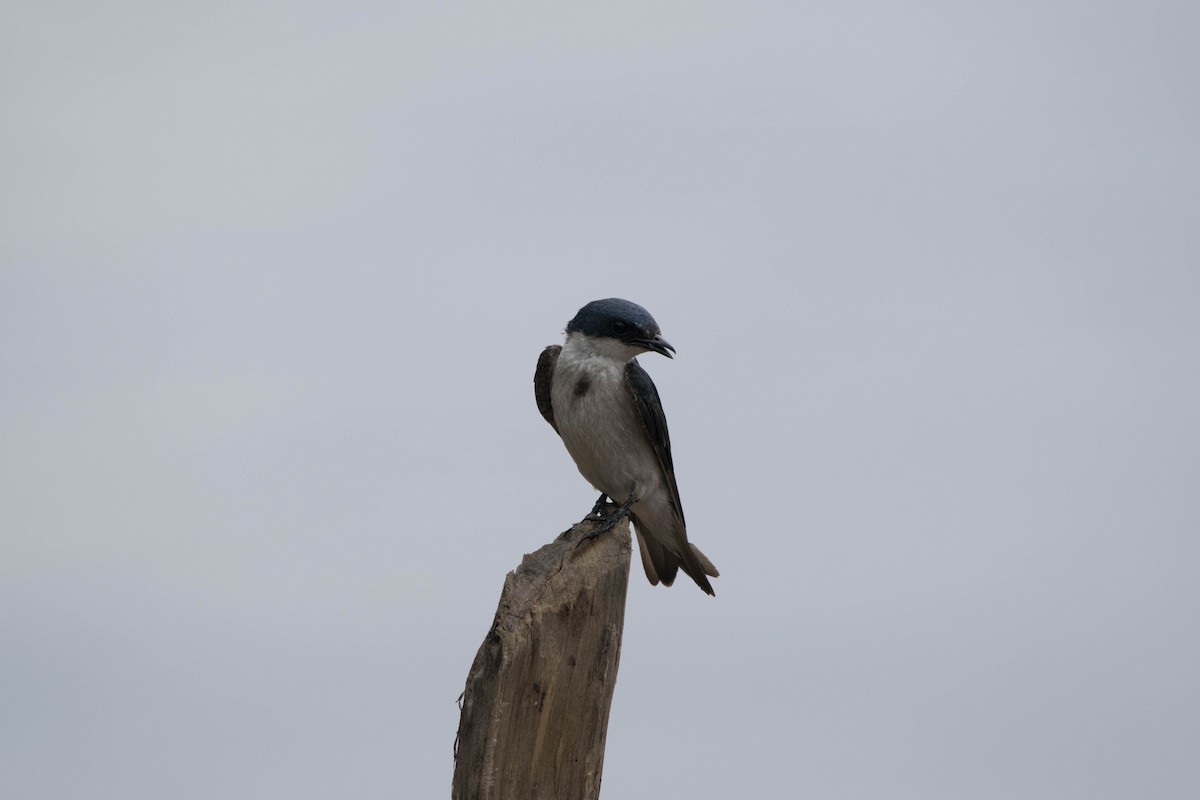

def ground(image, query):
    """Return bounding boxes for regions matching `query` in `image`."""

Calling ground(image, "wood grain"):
[452,517,632,800]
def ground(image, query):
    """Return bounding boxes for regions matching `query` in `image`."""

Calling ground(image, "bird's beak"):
[637,335,675,358]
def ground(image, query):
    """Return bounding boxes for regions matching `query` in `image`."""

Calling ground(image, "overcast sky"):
[3,2,1198,798]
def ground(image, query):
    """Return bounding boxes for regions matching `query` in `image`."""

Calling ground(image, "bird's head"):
[566,298,675,360]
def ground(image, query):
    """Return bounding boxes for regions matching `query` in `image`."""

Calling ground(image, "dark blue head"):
[566,298,675,358]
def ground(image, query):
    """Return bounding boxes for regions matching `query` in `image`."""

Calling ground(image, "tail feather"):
[631,511,715,596]
[689,543,720,578]
[634,526,677,586]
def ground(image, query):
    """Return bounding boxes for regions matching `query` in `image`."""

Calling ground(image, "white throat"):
[560,331,645,365]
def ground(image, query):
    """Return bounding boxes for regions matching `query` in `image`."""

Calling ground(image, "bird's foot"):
[582,493,614,522]
[578,494,637,545]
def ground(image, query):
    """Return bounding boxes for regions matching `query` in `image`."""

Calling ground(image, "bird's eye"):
[611,321,629,335]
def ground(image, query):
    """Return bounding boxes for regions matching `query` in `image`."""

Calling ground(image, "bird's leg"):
[583,493,613,521]
[579,492,638,543]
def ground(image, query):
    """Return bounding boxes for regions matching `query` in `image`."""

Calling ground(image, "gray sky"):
[3,1,1198,798]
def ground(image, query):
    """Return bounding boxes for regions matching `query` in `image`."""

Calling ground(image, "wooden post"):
[452,517,632,800]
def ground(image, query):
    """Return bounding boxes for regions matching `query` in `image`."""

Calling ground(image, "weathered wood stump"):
[452,517,632,800]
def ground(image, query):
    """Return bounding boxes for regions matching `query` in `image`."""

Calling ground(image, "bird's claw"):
[577,494,637,545]
[582,493,615,522]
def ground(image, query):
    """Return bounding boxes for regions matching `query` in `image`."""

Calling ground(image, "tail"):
[631,512,719,596]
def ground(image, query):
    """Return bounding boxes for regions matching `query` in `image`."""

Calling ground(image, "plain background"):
[3,2,1198,798]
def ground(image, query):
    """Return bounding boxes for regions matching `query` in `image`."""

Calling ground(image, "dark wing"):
[534,345,561,431]
[625,359,685,527]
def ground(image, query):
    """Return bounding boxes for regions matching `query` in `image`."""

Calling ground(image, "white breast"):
[551,334,663,504]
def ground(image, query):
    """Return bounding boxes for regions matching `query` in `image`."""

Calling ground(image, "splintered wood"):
[452,518,631,800]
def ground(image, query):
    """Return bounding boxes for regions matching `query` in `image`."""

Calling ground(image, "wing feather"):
[626,360,716,594]
[625,360,685,525]
[534,345,561,431]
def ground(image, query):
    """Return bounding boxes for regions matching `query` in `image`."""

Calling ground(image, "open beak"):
[637,335,675,359]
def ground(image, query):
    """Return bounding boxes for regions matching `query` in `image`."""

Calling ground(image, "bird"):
[534,298,719,595]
